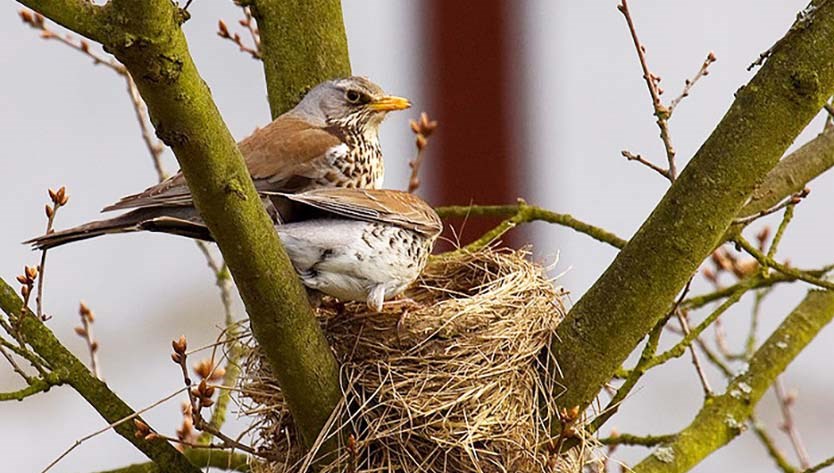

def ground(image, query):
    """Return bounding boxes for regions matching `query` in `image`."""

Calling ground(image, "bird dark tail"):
[25,207,212,250]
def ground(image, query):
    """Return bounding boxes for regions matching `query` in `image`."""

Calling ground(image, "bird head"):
[293,76,411,136]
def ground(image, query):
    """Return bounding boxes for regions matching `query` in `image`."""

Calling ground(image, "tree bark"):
[552,0,834,416]
[250,0,351,117]
[17,0,342,450]
[0,279,202,473]
[632,290,834,473]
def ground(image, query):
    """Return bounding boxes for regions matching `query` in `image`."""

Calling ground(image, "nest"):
[240,248,587,472]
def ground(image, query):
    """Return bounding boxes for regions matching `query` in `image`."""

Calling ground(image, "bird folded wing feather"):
[276,189,443,238]
[102,115,345,212]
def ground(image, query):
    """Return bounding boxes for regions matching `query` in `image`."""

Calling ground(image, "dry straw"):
[240,248,590,472]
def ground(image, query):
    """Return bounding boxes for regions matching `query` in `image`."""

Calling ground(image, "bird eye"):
[345,90,362,103]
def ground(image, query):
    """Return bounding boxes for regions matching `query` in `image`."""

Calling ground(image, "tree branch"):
[551,0,834,416]
[90,449,251,473]
[726,126,834,239]
[0,376,57,401]
[249,0,351,117]
[435,203,628,250]
[17,0,341,453]
[632,289,834,473]
[0,278,201,473]
[16,0,104,42]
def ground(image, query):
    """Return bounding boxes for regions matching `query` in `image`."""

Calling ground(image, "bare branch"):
[75,301,100,379]
[774,377,811,469]
[668,52,717,114]
[217,18,261,60]
[621,150,672,181]
[733,188,808,226]
[617,0,677,179]
[407,112,437,193]
[41,387,188,473]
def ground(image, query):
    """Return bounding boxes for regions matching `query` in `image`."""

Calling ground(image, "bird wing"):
[102,115,345,212]
[276,188,443,238]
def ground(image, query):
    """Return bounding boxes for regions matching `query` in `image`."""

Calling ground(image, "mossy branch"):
[738,127,834,221]
[435,203,628,252]
[91,448,251,473]
[0,278,202,473]
[0,376,57,401]
[13,0,104,41]
[632,289,834,473]
[681,265,834,310]
[551,0,834,415]
[803,455,834,473]
[17,0,341,452]
[435,119,834,256]
[249,0,351,117]
[599,433,676,447]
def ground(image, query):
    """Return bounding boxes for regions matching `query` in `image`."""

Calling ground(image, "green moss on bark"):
[250,0,351,117]
[18,0,342,451]
[632,290,834,473]
[0,279,202,473]
[552,2,834,414]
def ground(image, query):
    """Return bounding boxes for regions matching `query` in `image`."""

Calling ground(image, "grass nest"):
[240,247,587,472]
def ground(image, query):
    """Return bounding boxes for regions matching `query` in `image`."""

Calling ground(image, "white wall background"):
[0,1,831,472]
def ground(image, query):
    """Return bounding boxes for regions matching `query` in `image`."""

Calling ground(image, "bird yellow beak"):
[368,95,411,112]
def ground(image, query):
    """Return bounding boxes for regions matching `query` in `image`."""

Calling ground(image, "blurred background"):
[1,1,832,471]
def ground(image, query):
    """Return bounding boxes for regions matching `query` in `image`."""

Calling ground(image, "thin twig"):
[40,387,188,473]
[733,188,808,226]
[802,455,834,473]
[620,150,670,181]
[36,187,68,321]
[635,283,750,373]
[682,265,834,311]
[239,5,261,53]
[0,344,33,384]
[20,10,125,75]
[125,76,167,179]
[598,433,676,447]
[675,310,712,396]
[775,377,811,469]
[668,52,717,114]
[435,202,628,258]
[218,18,261,59]
[0,377,57,401]
[75,302,100,379]
[0,337,49,374]
[751,414,799,473]
[407,112,437,193]
[768,198,801,260]
[734,236,834,291]
[617,0,677,179]
[171,337,264,458]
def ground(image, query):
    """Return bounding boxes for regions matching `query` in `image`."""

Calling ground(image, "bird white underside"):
[276,219,420,310]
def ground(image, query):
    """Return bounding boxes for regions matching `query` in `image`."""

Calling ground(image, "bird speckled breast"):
[318,126,385,189]
[339,133,384,189]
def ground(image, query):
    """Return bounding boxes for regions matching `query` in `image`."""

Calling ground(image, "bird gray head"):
[290,76,411,133]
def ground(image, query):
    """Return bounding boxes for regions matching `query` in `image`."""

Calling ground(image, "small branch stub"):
[407,112,438,193]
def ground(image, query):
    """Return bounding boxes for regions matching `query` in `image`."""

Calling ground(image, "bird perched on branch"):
[27,189,442,312]
[104,76,410,213]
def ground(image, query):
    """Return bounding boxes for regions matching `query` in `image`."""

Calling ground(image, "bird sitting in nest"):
[26,188,442,312]
[103,75,410,216]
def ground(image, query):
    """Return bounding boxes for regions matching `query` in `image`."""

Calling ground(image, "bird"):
[101,76,410,218]
[26,189,442,312]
